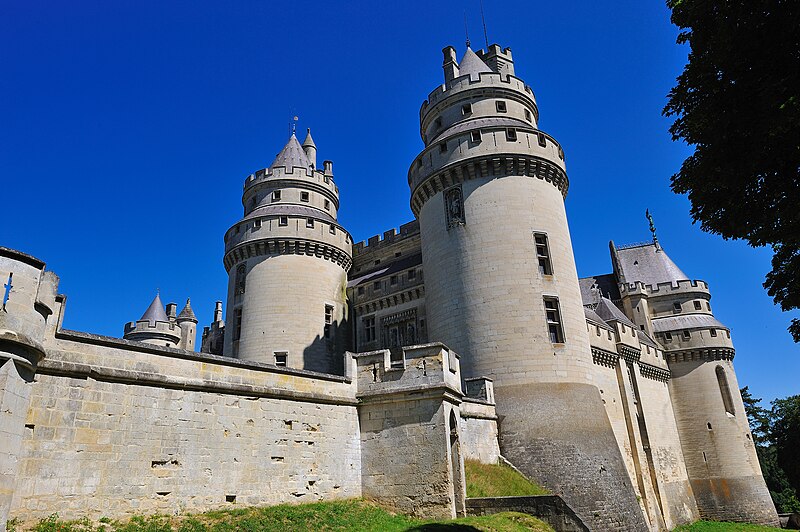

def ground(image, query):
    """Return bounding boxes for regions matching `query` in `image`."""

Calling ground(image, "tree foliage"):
[741,387,800,513]
[664,0,800,340]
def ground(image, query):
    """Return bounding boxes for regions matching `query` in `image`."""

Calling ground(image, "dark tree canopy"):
[664,0,800,340]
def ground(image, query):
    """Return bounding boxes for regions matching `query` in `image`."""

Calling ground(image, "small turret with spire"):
[123,292,188,348]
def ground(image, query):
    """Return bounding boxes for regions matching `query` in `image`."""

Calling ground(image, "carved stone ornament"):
[444,185,465,228]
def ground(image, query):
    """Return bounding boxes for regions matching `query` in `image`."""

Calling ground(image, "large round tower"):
[409,45,649,530]
[222,130,352,374]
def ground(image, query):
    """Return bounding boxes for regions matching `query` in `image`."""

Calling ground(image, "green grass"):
[8,499,554,532]
[673,520,784,531]
[464,460,549,498]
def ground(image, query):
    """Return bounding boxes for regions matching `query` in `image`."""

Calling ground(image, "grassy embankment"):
[674,521,785,531]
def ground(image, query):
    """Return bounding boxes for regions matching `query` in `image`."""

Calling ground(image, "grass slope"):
[673,521,784,531]
[464,460,549,498]
[9,499,554,532]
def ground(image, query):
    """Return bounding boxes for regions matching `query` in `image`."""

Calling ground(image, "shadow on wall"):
[302,313,350,375]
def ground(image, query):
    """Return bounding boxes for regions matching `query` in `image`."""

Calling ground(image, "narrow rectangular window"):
[365,316,376,342]
[544,297,565,343]
[324,199,330,210]
[306,218,314,228]
[706,302,712,311]
[524,109,532,122]
[439,141,447,153]
[496,100,507,113]
[682,329,691,340]
[694,301,702,310]
[274,352,288,367]
[471,130,482,143]
[462,103,472,115]
[373,281,381,291]
[233,308,243,340]
[534,233,553,275]
[390,275,398,285]
[537,132,547,147]
[278,216,288,226]
[505,128,517,141]
[300,191,310,202]
[272,190,281,201]
[664,332,672,342]
[673,301,682,312]
[408,269,416,280]
[710,328,718,337]
[253,219,261,230]
[324,304,334,338]
[329,224,336,234]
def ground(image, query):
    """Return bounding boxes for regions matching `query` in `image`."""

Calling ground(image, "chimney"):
[166,302,177,322]
[442,46,459,82]
[214,301,223,323]
[323,160,333,176]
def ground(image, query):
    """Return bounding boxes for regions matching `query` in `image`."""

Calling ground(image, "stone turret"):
[222,131,352,373]
[176,298,197,351]
[408,45,648,530]
[123,293,182,347]
[614,240,778,526]
[0,247,57,528]
[302,128,317,169]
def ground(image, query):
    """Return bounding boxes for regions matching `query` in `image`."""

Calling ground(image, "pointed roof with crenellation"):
[140,293,169,325]
[458,46,492,78]
[270,134,311,170]
[177,298,197,323]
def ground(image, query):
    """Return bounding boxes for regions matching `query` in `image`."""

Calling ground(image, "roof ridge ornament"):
[646,209,661,250]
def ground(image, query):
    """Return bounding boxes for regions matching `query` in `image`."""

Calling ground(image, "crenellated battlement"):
[421,72,535,118]
[244,165,339,196]
[620,279,710,297]
[352,221,420,256]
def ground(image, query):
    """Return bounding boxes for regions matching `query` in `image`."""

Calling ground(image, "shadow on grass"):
[406,525,482,531]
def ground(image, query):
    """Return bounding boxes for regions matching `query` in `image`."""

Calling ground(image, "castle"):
[0,43,779,531]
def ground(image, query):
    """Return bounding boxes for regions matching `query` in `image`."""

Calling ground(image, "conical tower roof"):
[302,128,316,148]
[140,293,168,324]
[177,298,197,322]
[270,134,311,170]
[458,47,492,78]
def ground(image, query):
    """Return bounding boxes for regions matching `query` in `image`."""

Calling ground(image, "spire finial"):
[480,0,490,50]
[291,115,298,136]
[464,12,470,48]
[646,209,660,250]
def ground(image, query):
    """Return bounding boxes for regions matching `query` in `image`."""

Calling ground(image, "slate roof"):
[140,293,168,324]
[584,307,614,331]
[593,297,636,328]
[579,274,620,305]
[636,329,658,348]
[270,134,311,170]
[433,116,531,143]
[650,314,727,333]
[614,243,688,286]
[177,298,197,322]
[458,47,492,78]
[347,253,423,288]
[302,128,316,148]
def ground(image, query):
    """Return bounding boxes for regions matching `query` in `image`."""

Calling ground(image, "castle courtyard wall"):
[8,329,362,524]
[459,399,500,464]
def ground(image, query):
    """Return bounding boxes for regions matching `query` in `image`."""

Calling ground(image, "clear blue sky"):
[1,1,795,403]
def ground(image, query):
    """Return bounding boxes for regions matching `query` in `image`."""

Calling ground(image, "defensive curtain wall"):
[0,247,500,530]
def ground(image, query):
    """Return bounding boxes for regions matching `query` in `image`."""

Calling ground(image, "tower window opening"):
[390,275,398,285]
[682,329,691,340]
[324,199,330,210]
[715,365,736,416]
[306,218,314,228]
[434,117,442,130]
[496,100,507,113]
[373,281,381,291]
[274,352,288,367]
[329,224,336,234]
[664,332,672,342]
[544,297,565,343]
[694,300,702,310]
[235,264,246,295]
[301,191,310,202]
[726,330,730,338]
[707,302,712,311]
[408,269,416,280]
[505,128,517,141]
[272,190,281,201]
[461,103,472,115]
[534,233,553,275]
[471,130,482,143]
[233,308,242,341]
[673,301,682,312]
[525,109,532,122]
[710,328,717,337]
[324,304,334,338]
[364,316,376,342]
[278,216,288,226]
[537,132,547,147]
[439,141,448,154]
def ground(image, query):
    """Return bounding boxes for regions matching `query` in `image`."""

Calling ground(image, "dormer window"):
[306,218,314,228]
[471,130,482,143]
[537,132,547,147]
[496,100,507,113]
[278,216,288,226]
[462,103,472,115]
[272,190,281,201]
[506,128,517,141]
